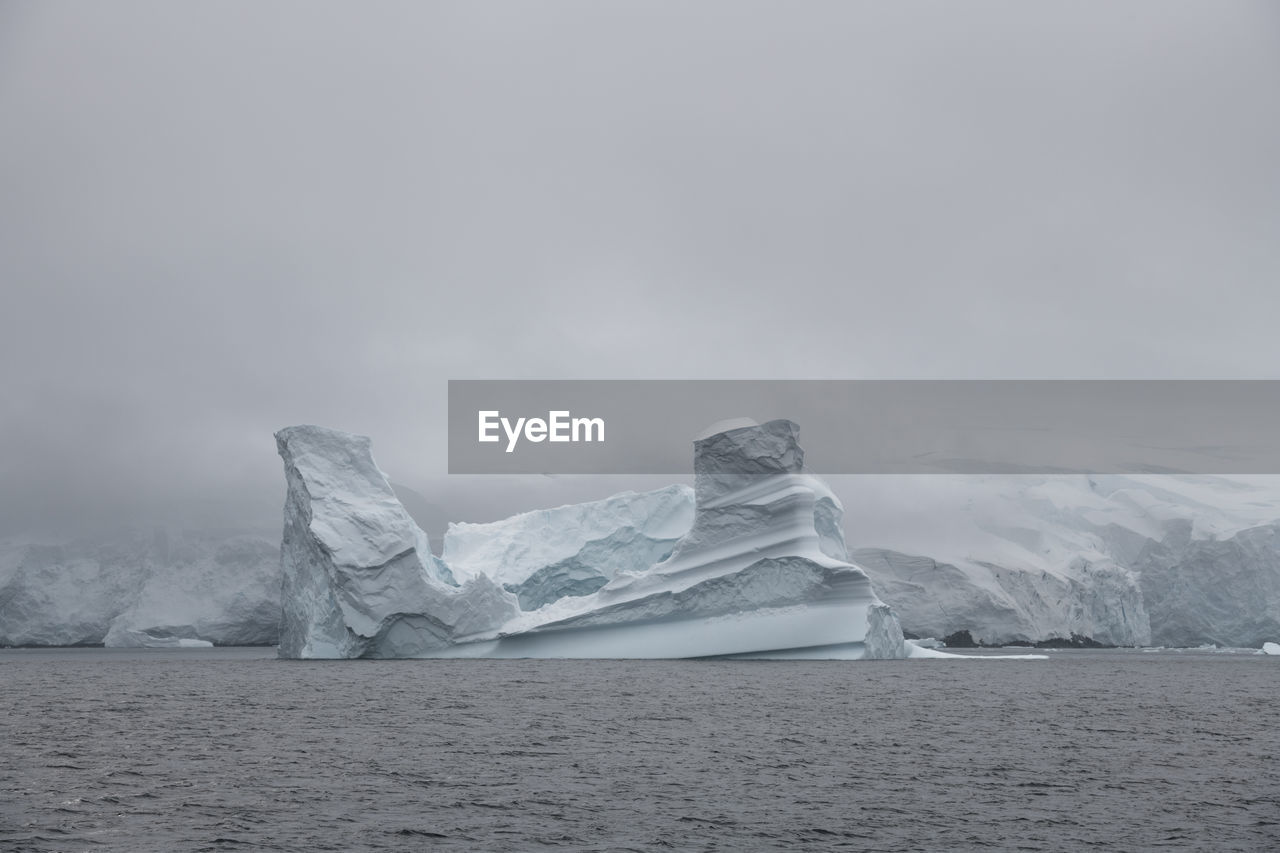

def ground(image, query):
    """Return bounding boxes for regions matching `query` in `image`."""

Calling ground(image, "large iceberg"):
[275,420,911,659]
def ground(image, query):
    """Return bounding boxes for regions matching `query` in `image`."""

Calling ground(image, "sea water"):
[2,648,1277,851]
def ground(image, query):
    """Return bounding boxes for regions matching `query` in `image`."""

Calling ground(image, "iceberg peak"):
[275,424,518,658]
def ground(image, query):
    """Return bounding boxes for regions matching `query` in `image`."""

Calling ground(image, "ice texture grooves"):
[275,420,909,659]
[472,420,907,658]
[845,474,1280,647]
[442,485,694,611]
[275,425,518,659]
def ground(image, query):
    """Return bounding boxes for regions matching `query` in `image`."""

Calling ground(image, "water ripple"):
[0,648,1277,851]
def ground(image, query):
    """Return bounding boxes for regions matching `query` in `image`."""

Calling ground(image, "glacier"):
[0,530,280,647]
[842,474,1280,648]
[275,420,914,659]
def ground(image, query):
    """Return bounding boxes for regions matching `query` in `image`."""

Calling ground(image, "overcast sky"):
[2,1,1278,534]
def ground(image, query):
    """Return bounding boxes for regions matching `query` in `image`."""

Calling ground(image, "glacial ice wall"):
[854,547,1149,647]
[1131,518,1280,648]
[844,474,1280,647]
[0,530,279,647]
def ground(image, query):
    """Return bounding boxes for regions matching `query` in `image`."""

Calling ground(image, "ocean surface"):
[1,648,1277,852]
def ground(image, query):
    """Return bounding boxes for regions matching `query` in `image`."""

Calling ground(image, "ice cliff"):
[0,530,279,647]
[275,425,518,658]
[843,475,1280,648]
[275,420,910,659]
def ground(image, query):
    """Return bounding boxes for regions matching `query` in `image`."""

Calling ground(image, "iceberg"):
[1263,642,1280,655]
[275,425,518,658]
[274,419,913,659]
[442,484,694,611]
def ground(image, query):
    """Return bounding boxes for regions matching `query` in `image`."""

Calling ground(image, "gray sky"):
[2,1,1279,535]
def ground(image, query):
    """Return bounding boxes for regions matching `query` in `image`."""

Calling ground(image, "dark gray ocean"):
[1,648,1277,852]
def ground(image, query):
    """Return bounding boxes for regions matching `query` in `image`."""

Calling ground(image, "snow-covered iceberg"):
[442,485,694,611]
[274,420,912,659]
[275,425,518,658]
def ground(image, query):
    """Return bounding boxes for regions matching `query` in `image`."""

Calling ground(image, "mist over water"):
[2,648,1277,852]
